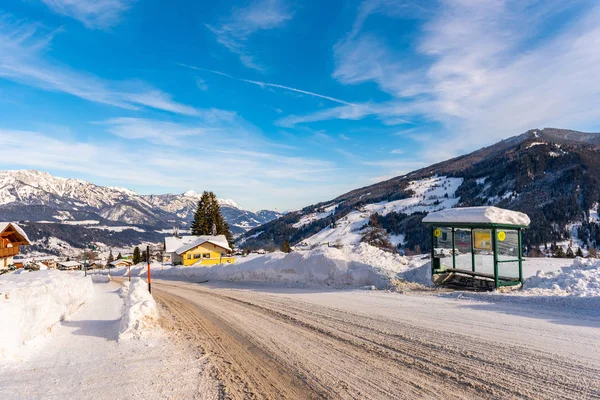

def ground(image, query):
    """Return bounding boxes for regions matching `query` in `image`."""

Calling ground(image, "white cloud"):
[0,127,345,210]
[40,0,135,29]
[289,0,600,162]
[0,14,198,116]
[207,0,293,70]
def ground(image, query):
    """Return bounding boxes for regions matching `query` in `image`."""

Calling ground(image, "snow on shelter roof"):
[174,235,231,255]
[422,206,530,227]
[0,222,31,245]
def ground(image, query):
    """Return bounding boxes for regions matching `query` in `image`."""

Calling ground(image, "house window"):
[194,253,201,259]
[187,254,192,260]
[203,253,210,258]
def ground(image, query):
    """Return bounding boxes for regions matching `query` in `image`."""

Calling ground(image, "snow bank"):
[119,278,160,340]
[0,270,92,359]
[106,244,430,289]
[522,258,600,297]
[91,274,111,283]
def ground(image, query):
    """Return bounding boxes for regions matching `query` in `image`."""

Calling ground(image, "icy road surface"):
[155,279,600,400]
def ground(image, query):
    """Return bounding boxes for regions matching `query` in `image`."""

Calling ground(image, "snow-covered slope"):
[303,176,462,247]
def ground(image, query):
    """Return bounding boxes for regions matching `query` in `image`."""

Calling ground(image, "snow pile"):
[119,278,160,340]
[91,274,111,283]
[523,258,600,297]
[0,270,92,359]
[105,244,430,289]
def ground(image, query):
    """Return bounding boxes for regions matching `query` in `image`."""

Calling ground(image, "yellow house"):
[174,236,235,266]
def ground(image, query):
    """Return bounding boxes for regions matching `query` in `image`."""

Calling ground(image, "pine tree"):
[576,247,584,257]
[132,246,141,264]
[361,213,396,253]
[191,191,234,249]
[281,240,292,253]
[553,245,566,258]
[566,246,575,258]
[141,250,148,263]
[190,192,212,235]
[116,252,122,260]
[106,250,114,268]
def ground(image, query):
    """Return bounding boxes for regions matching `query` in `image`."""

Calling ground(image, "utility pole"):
[147,245,151,293]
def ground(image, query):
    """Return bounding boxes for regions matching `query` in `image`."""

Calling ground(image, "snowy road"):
[154,279,600,400]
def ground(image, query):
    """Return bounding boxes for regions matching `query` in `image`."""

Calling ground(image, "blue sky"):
[1,0,600,211]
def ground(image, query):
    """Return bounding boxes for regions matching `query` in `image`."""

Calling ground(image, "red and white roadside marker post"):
[147,245,152,294]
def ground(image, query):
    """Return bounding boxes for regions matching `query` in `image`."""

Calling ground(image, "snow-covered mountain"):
[0,170,282,253]
[240,128,600,253]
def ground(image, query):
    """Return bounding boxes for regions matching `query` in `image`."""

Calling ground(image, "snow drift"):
[0,270,92,359]
[523,257,600,297]
[119,278,160,340]
[107,243,430,289]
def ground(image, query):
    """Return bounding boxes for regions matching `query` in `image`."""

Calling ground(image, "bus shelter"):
[422,206,530,290]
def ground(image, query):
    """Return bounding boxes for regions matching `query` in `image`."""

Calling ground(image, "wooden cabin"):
[0,222,31,270]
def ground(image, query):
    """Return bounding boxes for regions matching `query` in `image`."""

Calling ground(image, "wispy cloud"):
[179,63,361,107]
[288,0,600,161]
[40,0,136,29]
[207,0,292,71]
[0,14,198,116]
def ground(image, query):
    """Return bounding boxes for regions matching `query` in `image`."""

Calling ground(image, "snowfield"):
[0,270,92,359]
[105,243,432,289]
[303,176,463,247]
[102,245,600,303]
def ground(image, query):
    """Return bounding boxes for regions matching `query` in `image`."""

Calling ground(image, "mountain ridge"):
[0,169,282,253]
[239,127,600,253]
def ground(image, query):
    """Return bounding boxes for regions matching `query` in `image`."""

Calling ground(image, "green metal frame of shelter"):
[423,221,527,289]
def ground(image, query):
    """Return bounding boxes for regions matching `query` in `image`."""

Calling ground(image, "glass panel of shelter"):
[473,229,494,275]
[496,229,520,278]
[432,227,453,270]
[454,229,472,271]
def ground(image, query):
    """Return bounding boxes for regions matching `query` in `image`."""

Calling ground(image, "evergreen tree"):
[106,250,114,268]
[361,213,396,253]
[190,192,212,235]
[141,250,148,263]
[566,246,575,258]
[576,247,584,257]
[281,240,292,253]
[132,246,141,264]
[190,191,234,248]
[553,245,566,258]
[116,252,122,260]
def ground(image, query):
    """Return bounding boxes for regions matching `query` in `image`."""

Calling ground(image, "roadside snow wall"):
[119,278,160,340]
[106,244,430,289]
[0,270,92,359]
[523,257,600,297]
